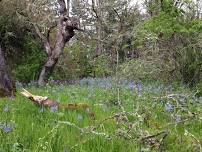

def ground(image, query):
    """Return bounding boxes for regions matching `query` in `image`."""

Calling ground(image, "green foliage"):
[0,5,45,82]
[118,59,162,82]
[143,13,202,39]
[53,42,112,80]
[12,35,45,82]
[143,0,202,37]
[144,12,185,37]
[0,16,13,46]
[195,81,202,97]
[179,44,202,86]
[92,54,112,77]
[131,1,202,86]
[190,19,202,32]
[53,42,93,80]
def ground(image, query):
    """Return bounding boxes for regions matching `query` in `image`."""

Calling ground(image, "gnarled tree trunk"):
[0,46,15,97]
[37,0,79,85]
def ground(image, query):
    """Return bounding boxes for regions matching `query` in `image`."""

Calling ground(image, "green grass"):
[0,84,202,152]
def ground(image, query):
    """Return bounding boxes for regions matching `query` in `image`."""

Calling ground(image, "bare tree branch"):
[58,0,67,15]
[91,0,99,19]
[112,8,123,31]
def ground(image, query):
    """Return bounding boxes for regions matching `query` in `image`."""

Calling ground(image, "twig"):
[58,120,111,140]
[141,131,167,141]
[185,129,202,151]
[158,131,168,149]
[70,136,95,150]
[58,120,82,131]
[163,113,198,128]
[153,93,190,101]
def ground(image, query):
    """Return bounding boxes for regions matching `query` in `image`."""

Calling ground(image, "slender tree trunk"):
[196,0,200,19]
[37,0,77,85]
[66,0,70,16]
[96,24,102,56]
[96,0,103,56]
[0,46,15,97]
[92,0,103,56]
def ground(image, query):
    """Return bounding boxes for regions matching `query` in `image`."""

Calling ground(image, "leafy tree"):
[136,0,202,85]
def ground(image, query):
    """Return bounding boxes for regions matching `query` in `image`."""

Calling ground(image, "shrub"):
[118,59,163,82]
[12,35,45,82]
[92,54,112,77]
[53,42,93,80]
[195,81,202,97]
[129,5,202,86]
[53,41,113,80]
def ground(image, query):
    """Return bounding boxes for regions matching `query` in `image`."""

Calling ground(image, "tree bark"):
[0,46,15,97]
[92,0,103,56]
[37,0,78,85]
[96,0,103,56]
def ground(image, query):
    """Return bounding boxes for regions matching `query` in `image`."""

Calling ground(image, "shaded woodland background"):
[0,0,201,87]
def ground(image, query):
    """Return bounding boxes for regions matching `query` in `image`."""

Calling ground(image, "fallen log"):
[21,88,90,110]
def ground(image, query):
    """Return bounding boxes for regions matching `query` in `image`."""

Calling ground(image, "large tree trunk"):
[37,0,78,85]
[0,46,15,97]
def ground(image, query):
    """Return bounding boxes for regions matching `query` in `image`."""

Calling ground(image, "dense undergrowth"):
[0,80,202,152]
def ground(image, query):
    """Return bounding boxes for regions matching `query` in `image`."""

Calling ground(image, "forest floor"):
[0,79,202,152]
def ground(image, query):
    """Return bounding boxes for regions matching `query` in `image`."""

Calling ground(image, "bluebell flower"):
[79,78,88,86]
[3,104,10,112]
[129,82,136,91]
[175,115,182,123]
[105,82,112,89]
[0,122,15,133]
[3,125,13,133]
[165,103,174,112]
[137,82,143,96]
[15,81,23,88]
[50,105,58,113]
